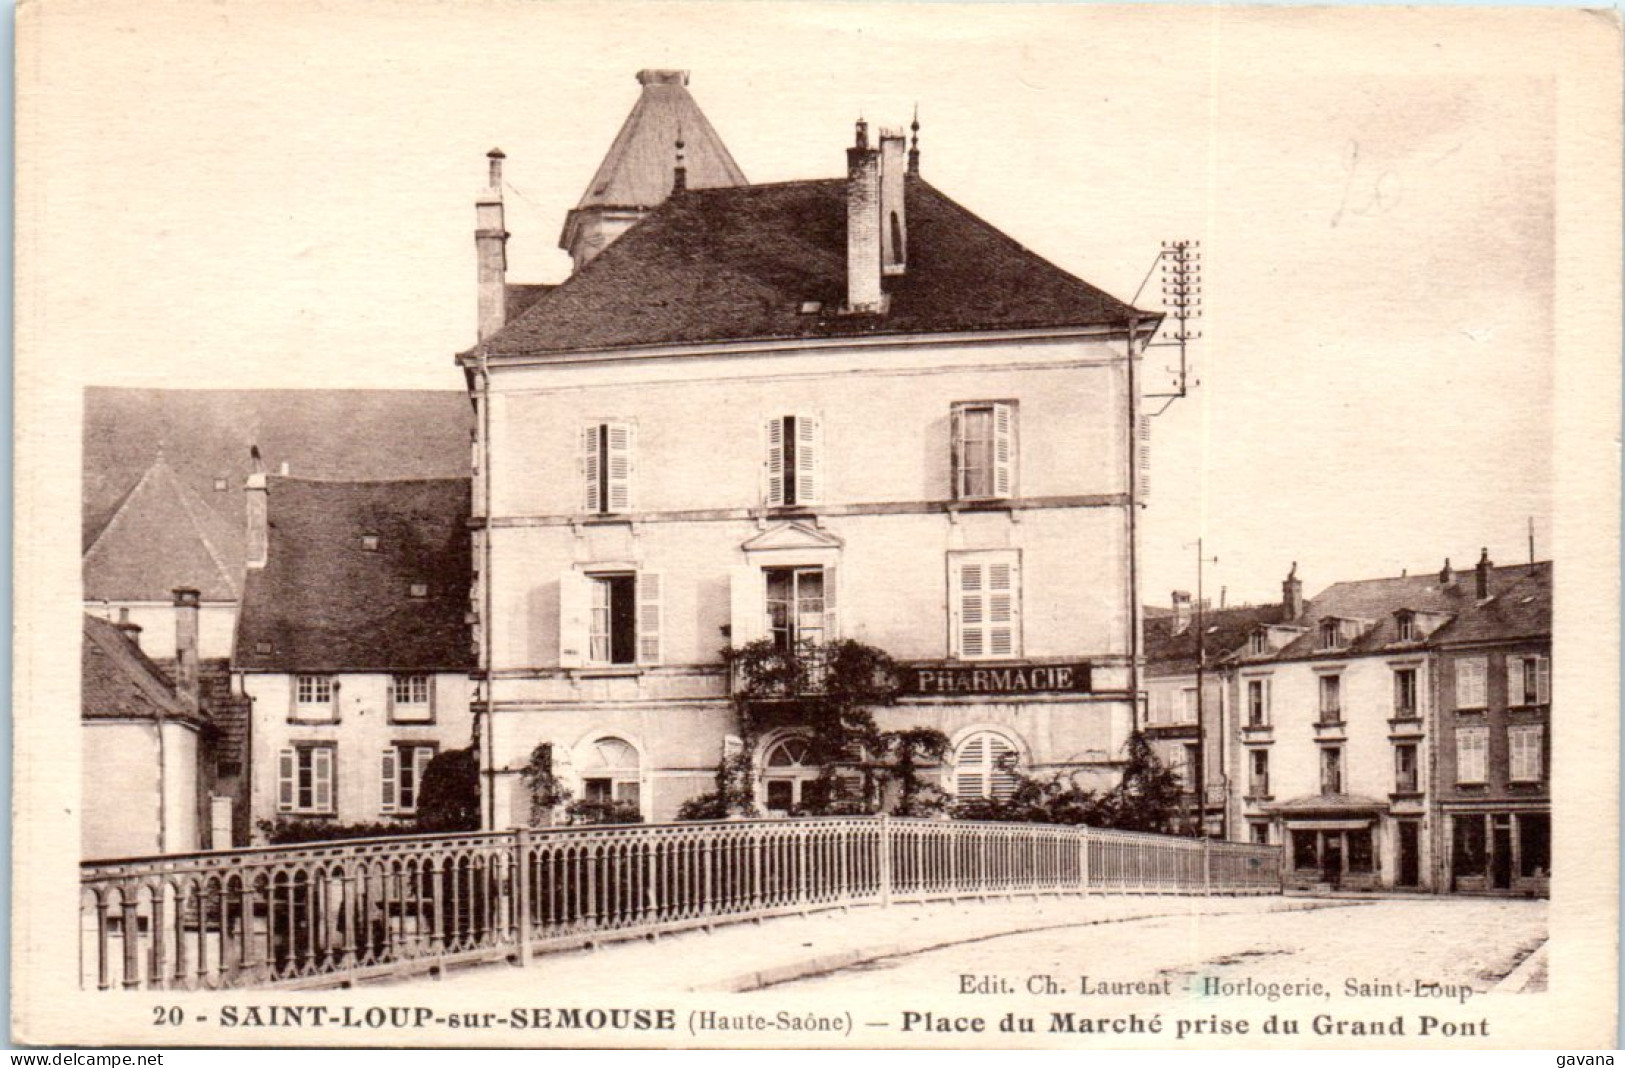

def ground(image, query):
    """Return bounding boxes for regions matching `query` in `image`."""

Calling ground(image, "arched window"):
[762,736,820,813]
[953,732,1021,801]
[580,736,640,809]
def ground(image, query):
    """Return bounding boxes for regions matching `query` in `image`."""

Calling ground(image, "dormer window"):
[1396,613,1416,642]
[1320,619,1342,649]
[361,534,381,552]
[1249,630,1267,655]
[409,582,429,599]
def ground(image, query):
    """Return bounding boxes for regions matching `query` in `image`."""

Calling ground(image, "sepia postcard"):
[12,0,1622,1050]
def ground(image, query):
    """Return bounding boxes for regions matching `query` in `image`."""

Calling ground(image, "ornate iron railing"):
[81,817,1280,991]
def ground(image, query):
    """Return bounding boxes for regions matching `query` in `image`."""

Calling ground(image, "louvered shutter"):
[764,417,786,507]
[313,748,334,814]
[988,557,1018,657]
[728,565,766,646]
[581,424,602,513]
[1537,656,1551,704]
[958,560,985,658]
[637,571,663,665]
[821,565,838,641]
[988,736,1019,799]
[992,403,1015,498]
[1506,656,1524,706]
[955,735,986,800]
[558,570,591,668]
[413,748,435,810]
[794,413,822,505]
[278,749,295,812]
[380,749,398,813]
[605,422,634,513]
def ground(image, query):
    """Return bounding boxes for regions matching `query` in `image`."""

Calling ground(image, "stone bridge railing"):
[80,816,1281,991]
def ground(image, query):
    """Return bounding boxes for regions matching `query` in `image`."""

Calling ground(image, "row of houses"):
[1145,555,1551,895]
[80,68,1550,896]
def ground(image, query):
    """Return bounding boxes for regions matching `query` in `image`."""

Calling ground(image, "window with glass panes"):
[1393,667,1418,717]
[588,574,638,665]
[1249,748,1270,796]
[1246,678,1269,727]
[1319,675,1342,722]
[580,737,641,810]
[1320,746,1343,793]
[765,567,828,655]
[1507,655,1551,707]
[382,744,436,814]
[1394,743,1418,792]
[951,402,1014,500]
[278,744,335,814]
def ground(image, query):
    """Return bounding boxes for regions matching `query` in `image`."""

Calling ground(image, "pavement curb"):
[1491,940,1549,994]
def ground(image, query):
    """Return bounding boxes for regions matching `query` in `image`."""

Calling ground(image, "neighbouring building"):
[82,598,217,858]
[1432,554,1551,895]
[1235,554,1551,893]
[460,71,1160,825]
[1143,576,1299,838]
[232,474,476,839]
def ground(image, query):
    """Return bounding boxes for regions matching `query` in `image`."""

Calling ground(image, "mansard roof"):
[233,477,474,674]
[474,177,1151,360]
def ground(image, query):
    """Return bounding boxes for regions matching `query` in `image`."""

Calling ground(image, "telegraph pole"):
[1189,538,1219,838]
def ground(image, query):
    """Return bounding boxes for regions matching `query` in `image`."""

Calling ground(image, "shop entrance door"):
[1321,834,1343,886]
[1397,821,1420,888]
[1491,815,1513,889]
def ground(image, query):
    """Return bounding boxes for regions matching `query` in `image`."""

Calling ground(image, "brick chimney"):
[172,587,201,719]
[1283,562,1304,621]
[1475,547,1493,599]
[843,119,886,314]
[1439,558,1455,588]
[246,446,268,570]
[114,607,144,650]
[475,148,509,341]
[879,127,907,276]
[1172,590,1193,635]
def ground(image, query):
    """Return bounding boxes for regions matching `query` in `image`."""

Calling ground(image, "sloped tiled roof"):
[84,388,472,551]
[83,454,243,601]
[83,615,208,728]
[233,477,474,673]
[475,177,1152,359]
[1268,561,1550,662]
[1145,602,1293,677]
[1433,561,1552,646]
[571,69,746,213]
[155,657,250,761]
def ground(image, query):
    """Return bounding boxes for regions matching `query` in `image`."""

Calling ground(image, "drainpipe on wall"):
[478,353,497,831]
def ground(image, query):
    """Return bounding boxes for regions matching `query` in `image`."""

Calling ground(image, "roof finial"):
[907,105,920,175]
[673,123,687,193]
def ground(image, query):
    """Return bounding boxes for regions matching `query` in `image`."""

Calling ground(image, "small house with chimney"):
[460,70,1161,824]
[82,600,220,859]
[232,474,475,838]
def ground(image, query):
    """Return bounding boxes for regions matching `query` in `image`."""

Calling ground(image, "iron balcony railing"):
[80,816,1281,992]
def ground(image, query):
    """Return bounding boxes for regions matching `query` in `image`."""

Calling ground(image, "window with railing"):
[1249,748,1270,797]
[1320,746,1343,794]
[1246,678,1270,727]
[1319,674,1342,723]
[1393,667,1419,718]
[1394,743,1418,793]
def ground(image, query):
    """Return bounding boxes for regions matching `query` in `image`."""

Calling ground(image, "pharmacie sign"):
[905,662,1092,696]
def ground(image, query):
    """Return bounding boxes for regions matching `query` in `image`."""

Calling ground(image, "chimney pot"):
[636,69,688,86]
[475,150,510,340]
[1172,590,1193,635]
[1439,558,1455,587]
[843,126,885,314]
[1475,547,1493,599]
[1282,562,1304,620]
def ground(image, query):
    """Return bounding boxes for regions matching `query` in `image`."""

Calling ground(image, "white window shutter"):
[957,560,984,658]
[380,749,398,813]
[1537,655,1551,704]
[606,422,634,513]
[581,424,602,513]
[992,402,1015,498]
[313,748,334,814]
[989,555,1019,658]
[637,570,664,665]
[795,412,822,505]
[277,749,295,812]
[988,735,1018,799]
[764,417,786,507]
[822,565,838,640]
[558,570,591,668]
[728,565,767,646]
[1506,656,1522,706]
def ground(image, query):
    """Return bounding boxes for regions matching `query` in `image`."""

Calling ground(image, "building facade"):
[462,73,1160,826]
[1432,555,1551,895]
[232,475,476,839]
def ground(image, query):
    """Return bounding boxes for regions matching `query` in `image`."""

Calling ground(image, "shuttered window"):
[951,552,1021,660]
[382,745,437,814]
[765,567,834,654]
[1456,657,1488,709]
[278,745,335,815]
[1508,725,1543,782]
[951,402,1016,500]
[580,422,636,515]
[953,732,1021,801]
[560,570,662,668]
[1507,655,1551,707]
[764,414,822,507]
[1456,727,1488,784]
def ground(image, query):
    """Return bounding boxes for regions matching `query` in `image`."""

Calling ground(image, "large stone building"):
[460,71,1160,826]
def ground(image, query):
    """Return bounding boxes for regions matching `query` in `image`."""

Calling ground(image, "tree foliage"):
[414,747,481,833]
